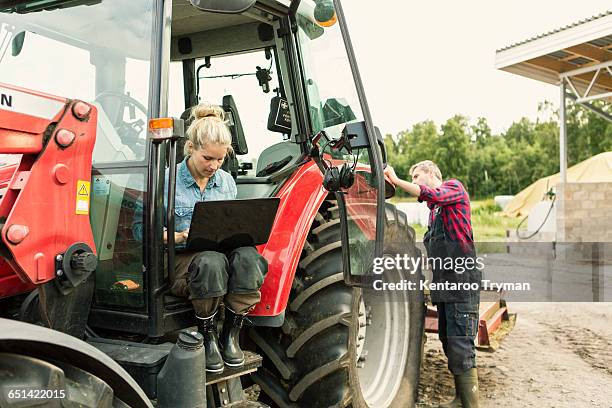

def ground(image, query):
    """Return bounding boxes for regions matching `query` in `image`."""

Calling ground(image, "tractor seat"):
[177,95,247,179]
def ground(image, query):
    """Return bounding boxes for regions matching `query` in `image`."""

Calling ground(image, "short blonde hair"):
[185,103,233,156]
[409,160,442,180]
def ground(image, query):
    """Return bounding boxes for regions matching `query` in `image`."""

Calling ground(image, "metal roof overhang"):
[495,11,612,103]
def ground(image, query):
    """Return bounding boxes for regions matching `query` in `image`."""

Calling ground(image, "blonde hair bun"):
[184,102,233,157]
[191,103,225,121]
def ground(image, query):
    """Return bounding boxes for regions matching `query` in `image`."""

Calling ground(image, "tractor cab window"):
[296,3,381,278]
[196,49,285,171]
[169,44,300,200]
[296,4,364,141]
[0,2,154,164]
[0,2,157,311]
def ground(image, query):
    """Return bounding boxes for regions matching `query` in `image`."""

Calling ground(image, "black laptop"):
[184,198,280,252]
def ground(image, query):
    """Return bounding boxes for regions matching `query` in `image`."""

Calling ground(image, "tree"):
[470,117,492,147]
[385,101,611,199]
[436,115,470,185]
[566,100,612,164]
[504,117,535,145]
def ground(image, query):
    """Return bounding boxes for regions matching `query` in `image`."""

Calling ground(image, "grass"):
[390,197,524,242]
[471,198,525,241]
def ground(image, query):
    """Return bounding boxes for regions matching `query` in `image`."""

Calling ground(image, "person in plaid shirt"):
[385,160,480,408]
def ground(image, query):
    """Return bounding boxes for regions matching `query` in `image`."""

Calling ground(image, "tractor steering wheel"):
[94,91,148,159]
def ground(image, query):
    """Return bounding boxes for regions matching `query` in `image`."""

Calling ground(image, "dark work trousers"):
[437,293,480,374]
[425,206,480,375]
[172,246,268,317]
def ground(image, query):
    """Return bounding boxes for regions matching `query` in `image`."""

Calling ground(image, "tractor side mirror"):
[342,121,369,149]
[384,178,396,199]
[374,126,387,165]
[361,170,395,199]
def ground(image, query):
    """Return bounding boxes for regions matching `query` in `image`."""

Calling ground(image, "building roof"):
[495,11,612,98]
[497,11,612,52]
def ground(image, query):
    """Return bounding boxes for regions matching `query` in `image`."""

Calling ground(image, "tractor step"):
[206,352,264,407]
[207,351,262,385]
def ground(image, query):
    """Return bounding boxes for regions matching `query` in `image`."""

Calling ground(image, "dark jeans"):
[172,246,268,316]
[437,291,480,375]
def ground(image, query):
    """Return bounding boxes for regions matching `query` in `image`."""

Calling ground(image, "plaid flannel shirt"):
[418,179,474,244]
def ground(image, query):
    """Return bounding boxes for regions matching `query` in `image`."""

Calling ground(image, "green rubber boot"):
[439,368,479,408]
[438,374,461,408]
[456,368,479,408]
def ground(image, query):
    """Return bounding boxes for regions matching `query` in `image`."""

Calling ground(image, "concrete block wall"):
[556,182,612,242]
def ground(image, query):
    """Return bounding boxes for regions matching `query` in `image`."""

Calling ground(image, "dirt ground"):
[417,302,612,408]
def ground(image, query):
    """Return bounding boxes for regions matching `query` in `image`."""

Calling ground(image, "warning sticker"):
[76,180,90,215]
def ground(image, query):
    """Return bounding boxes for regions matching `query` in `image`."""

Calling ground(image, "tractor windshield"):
[0,1,155,163]
[296,3,363,141]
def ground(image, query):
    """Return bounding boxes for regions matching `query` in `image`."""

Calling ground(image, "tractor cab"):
[0,0,386,334]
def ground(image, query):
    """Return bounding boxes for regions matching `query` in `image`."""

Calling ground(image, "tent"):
[502,151,612,217]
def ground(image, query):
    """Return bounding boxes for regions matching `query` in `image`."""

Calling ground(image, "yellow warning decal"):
[76,180,90,215]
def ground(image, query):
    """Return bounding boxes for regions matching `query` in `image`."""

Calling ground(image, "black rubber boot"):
[196,312,224,373]
[220,307,246,367]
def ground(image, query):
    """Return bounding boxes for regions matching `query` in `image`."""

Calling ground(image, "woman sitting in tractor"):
[169,103,267,373]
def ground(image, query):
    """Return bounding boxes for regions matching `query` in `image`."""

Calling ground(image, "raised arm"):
[384,165,465,206]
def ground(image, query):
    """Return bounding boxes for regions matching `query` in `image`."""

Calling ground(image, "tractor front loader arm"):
[0,83,97,301]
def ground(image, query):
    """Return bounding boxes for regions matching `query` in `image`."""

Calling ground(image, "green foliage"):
[471,198,502,215]
[386,100,612,199]
[437,115,470,183]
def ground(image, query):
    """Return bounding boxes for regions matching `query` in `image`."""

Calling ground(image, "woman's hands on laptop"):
[163,229,190,244]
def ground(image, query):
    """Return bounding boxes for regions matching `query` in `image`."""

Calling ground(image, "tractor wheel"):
[250,200,425,407]
[0,352,129,407]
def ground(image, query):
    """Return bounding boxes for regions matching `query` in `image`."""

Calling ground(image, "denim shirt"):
[132,158,237,247]
[171,157,237,235]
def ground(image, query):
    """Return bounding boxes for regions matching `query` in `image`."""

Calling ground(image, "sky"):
[340,1,611,136]
[2,1,610,144]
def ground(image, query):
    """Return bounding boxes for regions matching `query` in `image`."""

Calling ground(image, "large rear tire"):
[0,352,129,407]
[250,200,425,407]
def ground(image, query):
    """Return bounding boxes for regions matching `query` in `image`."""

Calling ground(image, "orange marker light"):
[314,0,337,27]
[317,12,337,27]
[149,117,174,130]
[149,117,174,141]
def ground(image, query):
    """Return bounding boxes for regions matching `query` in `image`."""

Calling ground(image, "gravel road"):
[417,302,612,408]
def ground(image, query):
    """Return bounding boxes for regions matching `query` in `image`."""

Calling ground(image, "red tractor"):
[0,1,424,407]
